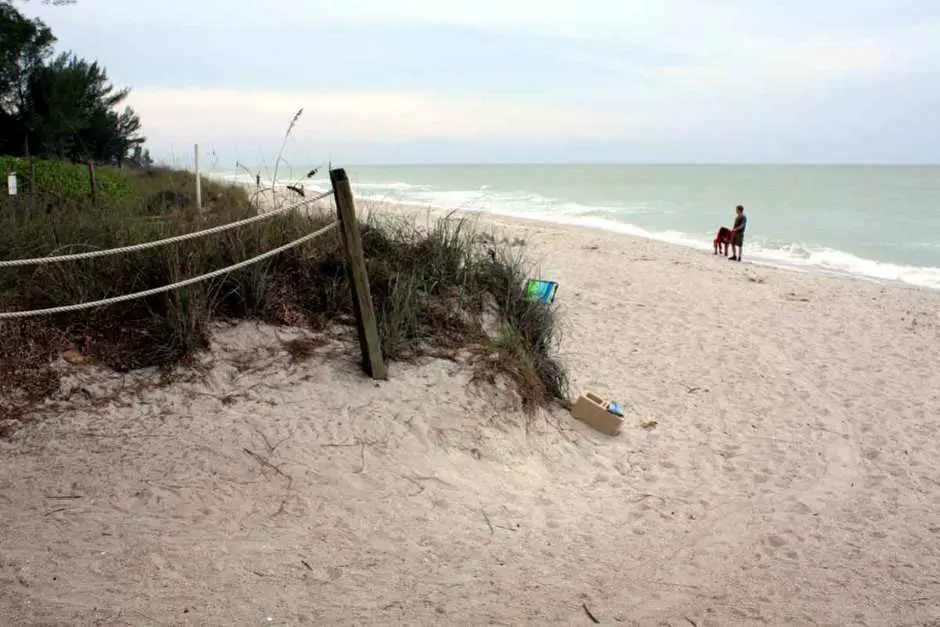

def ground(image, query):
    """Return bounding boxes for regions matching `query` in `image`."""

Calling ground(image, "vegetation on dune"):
[0,155,132,201]
[0,168,570,435]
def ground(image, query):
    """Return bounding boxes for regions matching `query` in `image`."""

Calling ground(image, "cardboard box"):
[570,392,624,436]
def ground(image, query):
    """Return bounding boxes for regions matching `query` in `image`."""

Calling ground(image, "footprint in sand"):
[787,500,813,515]
[762,533,800,561]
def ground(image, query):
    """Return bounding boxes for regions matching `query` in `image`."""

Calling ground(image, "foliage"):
[0,170,569,434]
[0,1,145,164]
[0,1,54,120]
[130,145,153,168]
[0,155,132,201]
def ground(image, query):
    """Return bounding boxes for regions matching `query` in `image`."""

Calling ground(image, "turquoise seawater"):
[213,164,940,290]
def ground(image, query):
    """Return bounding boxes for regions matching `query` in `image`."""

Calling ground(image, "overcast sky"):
[28,0,940,165]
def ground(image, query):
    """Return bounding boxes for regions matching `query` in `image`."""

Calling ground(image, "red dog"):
[713,226,732,256]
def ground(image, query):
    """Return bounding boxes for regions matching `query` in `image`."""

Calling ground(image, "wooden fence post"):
[87,161,97,206]
[24,139,34,213]
[28,155,35,213]
[330,167,387,380]
[194,143,203,211]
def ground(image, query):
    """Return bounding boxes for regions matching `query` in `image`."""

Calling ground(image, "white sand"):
[2,201,940,627]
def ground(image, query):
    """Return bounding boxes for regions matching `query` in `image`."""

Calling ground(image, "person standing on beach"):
[730,205,747,261]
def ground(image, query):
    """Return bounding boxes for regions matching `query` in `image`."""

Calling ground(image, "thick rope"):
[0,221,339,319]
[0,189,334,268]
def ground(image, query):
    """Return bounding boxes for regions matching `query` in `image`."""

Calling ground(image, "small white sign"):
[7,173,16,196]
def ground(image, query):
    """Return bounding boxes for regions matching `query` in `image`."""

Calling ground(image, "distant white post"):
[194,143,203,211]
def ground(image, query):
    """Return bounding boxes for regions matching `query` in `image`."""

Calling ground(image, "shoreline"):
[242,177,940,293]
[350,196,940,296]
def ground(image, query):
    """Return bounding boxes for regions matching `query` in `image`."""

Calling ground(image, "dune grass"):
[0,165,569,434]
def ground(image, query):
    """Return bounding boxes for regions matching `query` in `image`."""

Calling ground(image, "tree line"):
[0,0,152,167]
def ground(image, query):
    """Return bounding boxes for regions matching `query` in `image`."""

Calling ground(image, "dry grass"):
[0,166,569,435]
[282,336,328,364]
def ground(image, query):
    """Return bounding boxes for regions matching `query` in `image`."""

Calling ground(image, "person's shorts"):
[732,232,744,246]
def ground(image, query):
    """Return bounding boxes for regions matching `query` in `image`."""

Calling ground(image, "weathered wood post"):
[330,167,388,380]
[28,155,35,214]
[24,139,35,213]
[194,144,203,211]
[87,161,97,206]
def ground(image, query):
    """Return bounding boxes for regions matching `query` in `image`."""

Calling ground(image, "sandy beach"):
[1,200,939,626]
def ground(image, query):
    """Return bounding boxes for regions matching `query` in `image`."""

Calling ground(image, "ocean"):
[212,164,940,290]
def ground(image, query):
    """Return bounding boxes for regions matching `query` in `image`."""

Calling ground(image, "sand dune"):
[2,205,939,626]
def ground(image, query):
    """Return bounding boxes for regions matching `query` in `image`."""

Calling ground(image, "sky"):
[27,0,940,165]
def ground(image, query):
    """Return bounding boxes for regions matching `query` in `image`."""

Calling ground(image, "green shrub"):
[0,169,569,435]
[0,156,132,202]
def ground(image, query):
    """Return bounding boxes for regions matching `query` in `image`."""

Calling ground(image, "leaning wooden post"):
[330,167,388,380]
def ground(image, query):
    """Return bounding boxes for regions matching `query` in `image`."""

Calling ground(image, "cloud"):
[127,87,649,144]
[38,23,684,94]
[649,36,895,95]
[27,0,940,163]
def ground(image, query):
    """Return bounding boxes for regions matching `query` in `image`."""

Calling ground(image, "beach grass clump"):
[0,167,569,433]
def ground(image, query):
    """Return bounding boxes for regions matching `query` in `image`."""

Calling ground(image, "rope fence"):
[0,167,386,379]
[0,188,337,319]
[0,189,334,268]
[0,221,338,320]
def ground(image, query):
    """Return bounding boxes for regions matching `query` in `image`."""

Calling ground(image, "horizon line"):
[198,161,940,170]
